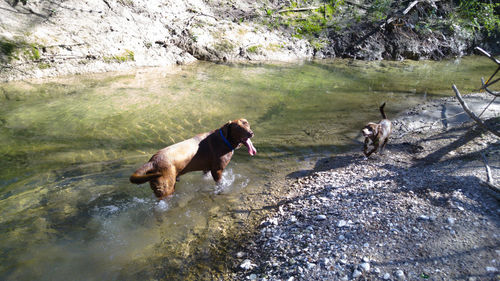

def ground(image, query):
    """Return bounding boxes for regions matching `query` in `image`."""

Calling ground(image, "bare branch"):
[475,47,500,66]
[480,152,500,200]
[276,7,320,13]
[452,85,500,138]
[480,77,500,97]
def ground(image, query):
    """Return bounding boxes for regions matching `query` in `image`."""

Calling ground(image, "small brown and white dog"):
[361,102,392,158]
[130,119,256,199]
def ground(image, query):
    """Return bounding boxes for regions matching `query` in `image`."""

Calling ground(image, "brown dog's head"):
[362,123,379,138]
[226,119,257,156]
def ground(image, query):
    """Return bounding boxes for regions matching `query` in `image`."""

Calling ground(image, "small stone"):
[307,262,316,269]
[240,259,256,270]
[395,269,405,280]
[338,234,345,240]
[486,266,498,272]
[383,273,391,280]
[352,269,362,278]
[236,252,245,258]
[359,262,371,272]
[418,215,430,221]
[248,273,257,280]
[447,217,456,225]
[316,214,327,221]
[338,220,347,227]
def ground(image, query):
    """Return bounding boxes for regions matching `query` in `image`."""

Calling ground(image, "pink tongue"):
[244,139,257,156]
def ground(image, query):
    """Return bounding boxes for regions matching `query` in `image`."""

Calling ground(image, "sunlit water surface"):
[0,57,495,280]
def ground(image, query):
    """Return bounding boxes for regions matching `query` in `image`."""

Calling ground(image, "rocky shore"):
[1,0,498,81]
[232,93,500,280]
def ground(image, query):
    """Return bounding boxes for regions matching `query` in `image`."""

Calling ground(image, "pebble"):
[337,220,347,227]
[447,217,456,225]
[240,259,256,270]
[359,262,371,272]
[419,215,430,221]
[395,269,405,280]
[352,269,362,278]
[316,214,327,221]
[383,273,391,280]
[236,252,245,258]
[486,266,498,272]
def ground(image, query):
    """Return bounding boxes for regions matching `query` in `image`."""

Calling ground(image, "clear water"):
[0,57,495,280]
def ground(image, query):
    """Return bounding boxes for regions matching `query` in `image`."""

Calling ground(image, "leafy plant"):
[368,0,393,21]
[457,0,500,35]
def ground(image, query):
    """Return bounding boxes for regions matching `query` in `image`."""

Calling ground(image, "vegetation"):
[457,0,500,35]
[0,37,43,63]
[103,49,135,63]
[261,0,499,50]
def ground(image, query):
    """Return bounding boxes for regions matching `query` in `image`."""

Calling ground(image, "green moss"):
[0,39,17,59]
[246,45,261,54]
[213,40,234,53]
[24,44,40,60]
[104,49,135,63]
[0,37,43,63]
[37,62,51,69]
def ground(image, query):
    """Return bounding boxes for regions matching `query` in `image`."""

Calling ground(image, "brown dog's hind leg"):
[149,169,177,199]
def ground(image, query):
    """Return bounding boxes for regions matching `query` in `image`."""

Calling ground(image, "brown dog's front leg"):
[211,169,223,182]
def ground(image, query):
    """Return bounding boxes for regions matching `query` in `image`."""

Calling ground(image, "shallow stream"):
[0,57,494,280]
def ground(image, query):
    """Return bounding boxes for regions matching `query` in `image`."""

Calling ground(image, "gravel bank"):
[233,93,500,280]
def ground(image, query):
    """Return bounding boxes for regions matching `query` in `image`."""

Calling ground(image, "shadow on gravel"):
[286,154,361,179]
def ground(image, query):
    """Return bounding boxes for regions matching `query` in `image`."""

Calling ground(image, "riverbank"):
[231,93,500,280]
[1,0,498,82]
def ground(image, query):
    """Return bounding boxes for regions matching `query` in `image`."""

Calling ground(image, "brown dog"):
[362,102,392,158]
[130,119,257,199]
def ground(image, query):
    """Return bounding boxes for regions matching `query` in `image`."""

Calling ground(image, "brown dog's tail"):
[130,162,161,184]
[379,102,387,119]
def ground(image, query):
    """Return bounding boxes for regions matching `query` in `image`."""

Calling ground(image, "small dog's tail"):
[379,102,387,119]
[129,162,161,184]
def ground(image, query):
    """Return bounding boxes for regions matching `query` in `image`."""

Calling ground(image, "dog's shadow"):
[286,153,363,179]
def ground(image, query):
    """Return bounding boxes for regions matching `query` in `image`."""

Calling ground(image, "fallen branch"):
[475,47,500,66]
[276,6,319,13]
[452,84,500,138]
[480,152,500,200]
